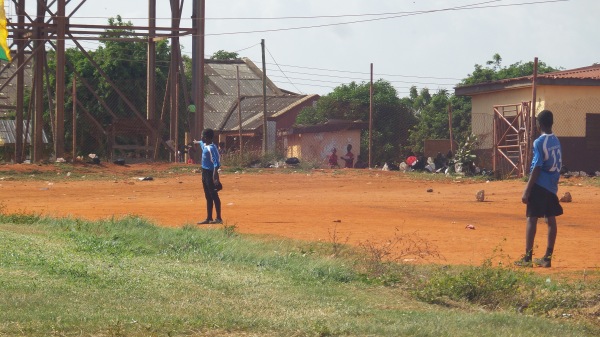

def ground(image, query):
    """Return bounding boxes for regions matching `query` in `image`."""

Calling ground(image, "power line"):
[10,0,568,38]
[265,69,456,86]
[262,63,463,80]
[201,0,569,37]
[268,74,452,91]
[26,0,567,22]
[265,46,304,94]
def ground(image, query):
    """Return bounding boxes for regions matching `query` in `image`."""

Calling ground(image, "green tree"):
[296,80,416,164]
[406,88,469,153]
[460,53,559,86]
[210,50,239,60]
[407,54,561,153]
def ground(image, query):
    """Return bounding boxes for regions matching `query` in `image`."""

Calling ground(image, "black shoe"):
[533,257,551,268]
[514,257,532,267]
[197,219,212,225]
[210,218,223,224]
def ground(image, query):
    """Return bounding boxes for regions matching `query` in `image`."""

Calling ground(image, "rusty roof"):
[203,58,319,133]
[455,63,600,96]
[540,64,600,79]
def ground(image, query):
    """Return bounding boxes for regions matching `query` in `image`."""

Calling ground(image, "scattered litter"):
[66,172,71,177]
[465,224,476,230]
[227,202,234,206]
[138,177,154,181]
[56,157,66,163]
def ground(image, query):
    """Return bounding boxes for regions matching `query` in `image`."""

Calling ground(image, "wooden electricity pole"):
[261,39,267,154]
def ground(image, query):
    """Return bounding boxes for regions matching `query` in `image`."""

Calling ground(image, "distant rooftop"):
[455,63,600,96]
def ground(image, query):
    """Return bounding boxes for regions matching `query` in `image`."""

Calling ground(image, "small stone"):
[560,192,572,202]
[476,190,485,202]
[426,188,433,193]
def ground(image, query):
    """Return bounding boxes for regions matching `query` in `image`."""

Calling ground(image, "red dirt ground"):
[1,162,598,275]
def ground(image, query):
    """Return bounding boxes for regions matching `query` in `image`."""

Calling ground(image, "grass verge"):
[1,211,599,336]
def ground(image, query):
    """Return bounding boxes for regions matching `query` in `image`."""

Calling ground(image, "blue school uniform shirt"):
[198,141,220,170]
[530,133,562,194]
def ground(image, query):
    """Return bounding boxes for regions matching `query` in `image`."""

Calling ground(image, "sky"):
[8,0,600,97]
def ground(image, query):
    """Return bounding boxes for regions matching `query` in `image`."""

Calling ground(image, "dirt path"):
[1,163,598,274]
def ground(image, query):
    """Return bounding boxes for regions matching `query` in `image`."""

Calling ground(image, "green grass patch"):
[1,211,599,336]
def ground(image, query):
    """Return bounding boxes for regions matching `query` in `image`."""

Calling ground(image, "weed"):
[0,204,42,225]
[416,261,522,309]
[358,228,442,277]
[222,223,237,237]
[327,223,350,258]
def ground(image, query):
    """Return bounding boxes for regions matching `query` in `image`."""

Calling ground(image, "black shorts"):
[526,183,563,218]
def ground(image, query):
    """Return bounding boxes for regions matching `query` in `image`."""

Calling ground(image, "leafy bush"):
[449,134,478,174]
[416,261,521,308]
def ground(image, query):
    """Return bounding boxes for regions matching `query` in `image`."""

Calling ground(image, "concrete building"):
[455,64,600,173]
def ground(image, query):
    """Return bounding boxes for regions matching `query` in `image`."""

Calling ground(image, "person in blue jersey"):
[193,128,223,225]
[515,110,563,268]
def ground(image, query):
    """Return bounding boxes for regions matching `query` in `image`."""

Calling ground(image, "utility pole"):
[15,0,25,163]
[147,0,156,158]
[261,39,267,154]
[54,0,66,159]
[33,0,45,162]
[448,102,454,153]
[369,63,373,168]
[237,65,243,154]
[72,75,76,161]
[192,0,205,141]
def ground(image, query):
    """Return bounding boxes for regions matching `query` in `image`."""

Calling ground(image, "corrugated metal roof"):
[0,120,50,144]
[0,56,34,117]
[222,96,316,131]
[202,58,318,133]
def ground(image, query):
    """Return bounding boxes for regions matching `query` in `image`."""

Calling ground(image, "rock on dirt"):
[476,190,485,202]
[560,192,572,202]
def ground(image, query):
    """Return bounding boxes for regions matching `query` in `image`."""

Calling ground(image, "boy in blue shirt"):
[193,128,223,224]
[515,110,563,268]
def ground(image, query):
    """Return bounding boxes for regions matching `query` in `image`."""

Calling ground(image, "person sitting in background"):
[406,153,418,168]
[434,152,445,170]
[412,155,427,171]
[354,154,368,169]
